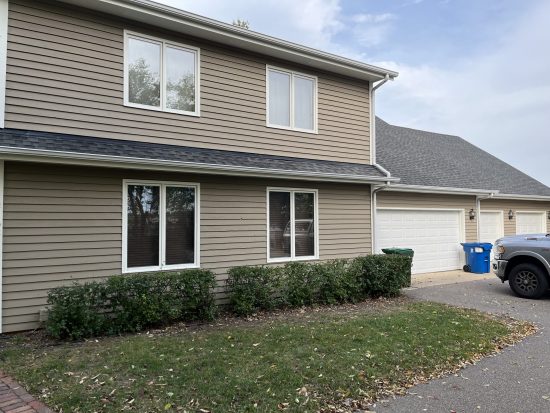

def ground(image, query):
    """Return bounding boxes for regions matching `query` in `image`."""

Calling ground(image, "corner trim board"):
[0,0,8,129]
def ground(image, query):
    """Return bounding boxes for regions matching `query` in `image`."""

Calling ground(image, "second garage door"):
[516,211,546,234]
[376,209,464,274]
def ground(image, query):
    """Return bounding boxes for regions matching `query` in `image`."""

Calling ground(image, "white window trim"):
[266,65,318,134]
[123,30,201,117]
[266,187,319,263]
[122,179,200,273]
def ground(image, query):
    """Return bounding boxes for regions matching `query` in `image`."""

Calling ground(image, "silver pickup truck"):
[493,233,550,298]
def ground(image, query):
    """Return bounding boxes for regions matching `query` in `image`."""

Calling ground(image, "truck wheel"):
[509,263,549,299]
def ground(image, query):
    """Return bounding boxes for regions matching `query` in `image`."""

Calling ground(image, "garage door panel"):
[480,211,503,260]
[376,209,463,274]
[516,212,546,234]
[480,211,503,243]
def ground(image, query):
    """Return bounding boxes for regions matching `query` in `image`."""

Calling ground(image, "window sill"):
[124,101,200,117]
[266,256,319,264]
[122,263,200,274]
[266,123,318,135]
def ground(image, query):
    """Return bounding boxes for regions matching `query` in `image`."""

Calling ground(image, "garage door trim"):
[516,211,547,234]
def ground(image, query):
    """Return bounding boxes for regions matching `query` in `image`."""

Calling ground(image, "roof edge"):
[0,146,400,185]
[56,0,398,82]
[383,184,550,200]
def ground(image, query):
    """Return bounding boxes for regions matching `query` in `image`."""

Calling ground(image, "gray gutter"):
[382,183,497,196]
[0,146,400,185]
[382,183,550,201]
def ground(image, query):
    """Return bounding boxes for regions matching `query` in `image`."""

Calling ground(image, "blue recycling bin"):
[461,242,492,274]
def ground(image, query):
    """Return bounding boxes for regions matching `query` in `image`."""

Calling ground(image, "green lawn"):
[0,301,531,413]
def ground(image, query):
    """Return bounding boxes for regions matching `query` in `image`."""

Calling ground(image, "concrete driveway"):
[373,277,550,413]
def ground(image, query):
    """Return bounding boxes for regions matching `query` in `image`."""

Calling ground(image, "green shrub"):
[282,262,320,307]
[46,281,107,341]
[316,259,365,304]
[226,266,282,316]
[353,254,412,297]
[46,269,217,340]
[227,255,412,315]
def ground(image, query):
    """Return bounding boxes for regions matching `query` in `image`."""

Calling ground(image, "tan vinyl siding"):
[376,191,478,242]
[1,161,372,332]
[480,199,550,236]
[4,0,371,163]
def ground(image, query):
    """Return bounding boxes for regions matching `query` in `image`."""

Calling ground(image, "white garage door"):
[516,212,546,234]
[480,211,504,260]
[480,211,504,244]
[376,209,463,274]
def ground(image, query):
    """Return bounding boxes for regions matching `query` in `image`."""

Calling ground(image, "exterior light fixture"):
[508,209,514,220]
[469,208,476,220]
[547,211,550,220]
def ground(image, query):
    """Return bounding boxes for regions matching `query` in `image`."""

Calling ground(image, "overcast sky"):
[158,0,550,186]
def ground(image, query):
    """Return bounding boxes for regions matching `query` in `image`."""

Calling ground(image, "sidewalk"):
[0,371,54,413]
[410,269,493,288]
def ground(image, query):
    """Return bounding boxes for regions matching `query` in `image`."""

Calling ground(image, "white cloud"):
[164,0,344,51]
[350,13,396,47]
[376,0,550,185]
[352,13,395,23]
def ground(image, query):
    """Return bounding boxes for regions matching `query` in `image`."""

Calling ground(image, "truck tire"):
[509,263,549,299]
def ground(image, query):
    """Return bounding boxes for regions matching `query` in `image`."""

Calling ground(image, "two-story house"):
[0,0,398,332]
[3,0,549,334]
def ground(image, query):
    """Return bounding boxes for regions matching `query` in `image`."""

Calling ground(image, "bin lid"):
[382,248,415,257]
[461,242,492,250]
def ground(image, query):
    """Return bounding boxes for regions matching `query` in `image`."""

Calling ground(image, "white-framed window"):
[267,187,319,262]
[122,180,200,273]
[123,31,200,116]
[266,66,317,133]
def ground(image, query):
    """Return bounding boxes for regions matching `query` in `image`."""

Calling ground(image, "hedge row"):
[226,254,412,316]
[45,254,412,339]
[46,270,217,340]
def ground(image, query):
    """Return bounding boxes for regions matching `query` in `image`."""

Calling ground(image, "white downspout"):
[371,181,391,253]
[369,74,392,254]
[371,74,391,166]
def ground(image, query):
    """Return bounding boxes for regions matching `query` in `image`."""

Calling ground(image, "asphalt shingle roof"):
[376,117,550,196]
[0,128,386,180]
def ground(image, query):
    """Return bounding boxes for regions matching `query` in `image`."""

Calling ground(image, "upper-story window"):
[124,31,200,116]
[267,66,317,133]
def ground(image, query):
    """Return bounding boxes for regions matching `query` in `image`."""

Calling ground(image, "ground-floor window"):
[267,188,318,262]
[123,180,199,272]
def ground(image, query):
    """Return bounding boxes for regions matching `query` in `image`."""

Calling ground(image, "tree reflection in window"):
[127,185,160,268]
[128,58,161,107]
[294,192,315,257]
[165,187,195,265]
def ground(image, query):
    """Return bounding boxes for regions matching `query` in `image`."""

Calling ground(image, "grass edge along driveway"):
[0,300,534,413]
